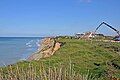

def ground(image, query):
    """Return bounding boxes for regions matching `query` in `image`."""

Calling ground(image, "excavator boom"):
[95,22,120,36]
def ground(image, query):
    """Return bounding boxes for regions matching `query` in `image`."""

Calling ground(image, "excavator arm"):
[95,22,120,36]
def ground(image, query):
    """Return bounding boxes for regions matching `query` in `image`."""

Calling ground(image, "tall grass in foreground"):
[0,61,103,80]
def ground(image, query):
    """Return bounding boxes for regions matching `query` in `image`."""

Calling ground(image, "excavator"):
[94,22,120,41]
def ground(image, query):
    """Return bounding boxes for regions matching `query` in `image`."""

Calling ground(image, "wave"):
[26,40,33,46]
[36,39,40,47]
[25,40,34,48]
[27,45,32,47]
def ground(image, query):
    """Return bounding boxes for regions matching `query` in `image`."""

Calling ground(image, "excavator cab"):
[114,36,120,41]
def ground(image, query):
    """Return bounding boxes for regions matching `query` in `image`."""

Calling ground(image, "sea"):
[0,37,43,66]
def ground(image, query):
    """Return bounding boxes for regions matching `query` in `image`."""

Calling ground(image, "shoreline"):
[27,38,46,61]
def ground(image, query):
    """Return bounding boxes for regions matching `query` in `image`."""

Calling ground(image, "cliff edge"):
[28,38,61,61]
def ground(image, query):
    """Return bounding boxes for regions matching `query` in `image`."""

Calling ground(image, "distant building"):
[75,33,84,38]
[75,32,104,39]
[95,34,104,37]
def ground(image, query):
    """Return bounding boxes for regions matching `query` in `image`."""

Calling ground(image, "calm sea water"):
[0,37,43,66]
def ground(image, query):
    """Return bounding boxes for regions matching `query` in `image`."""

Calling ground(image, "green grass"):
[0,38,120,80]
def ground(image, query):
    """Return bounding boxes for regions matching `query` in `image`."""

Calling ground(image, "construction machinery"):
[94,22,120,41]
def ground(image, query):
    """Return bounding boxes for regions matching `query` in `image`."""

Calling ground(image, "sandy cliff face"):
[28,38,61,61]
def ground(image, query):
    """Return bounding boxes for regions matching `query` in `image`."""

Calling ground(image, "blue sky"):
[0,0,120,37]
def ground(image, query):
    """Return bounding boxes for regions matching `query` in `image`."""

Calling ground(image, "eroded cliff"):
[28,38,61,60]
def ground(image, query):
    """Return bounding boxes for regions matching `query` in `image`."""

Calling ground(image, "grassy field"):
[0,38,120,80]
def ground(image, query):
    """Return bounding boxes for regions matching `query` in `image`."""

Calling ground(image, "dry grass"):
[0,61,102,80]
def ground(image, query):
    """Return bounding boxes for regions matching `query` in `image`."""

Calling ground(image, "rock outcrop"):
[28,38,61,61]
